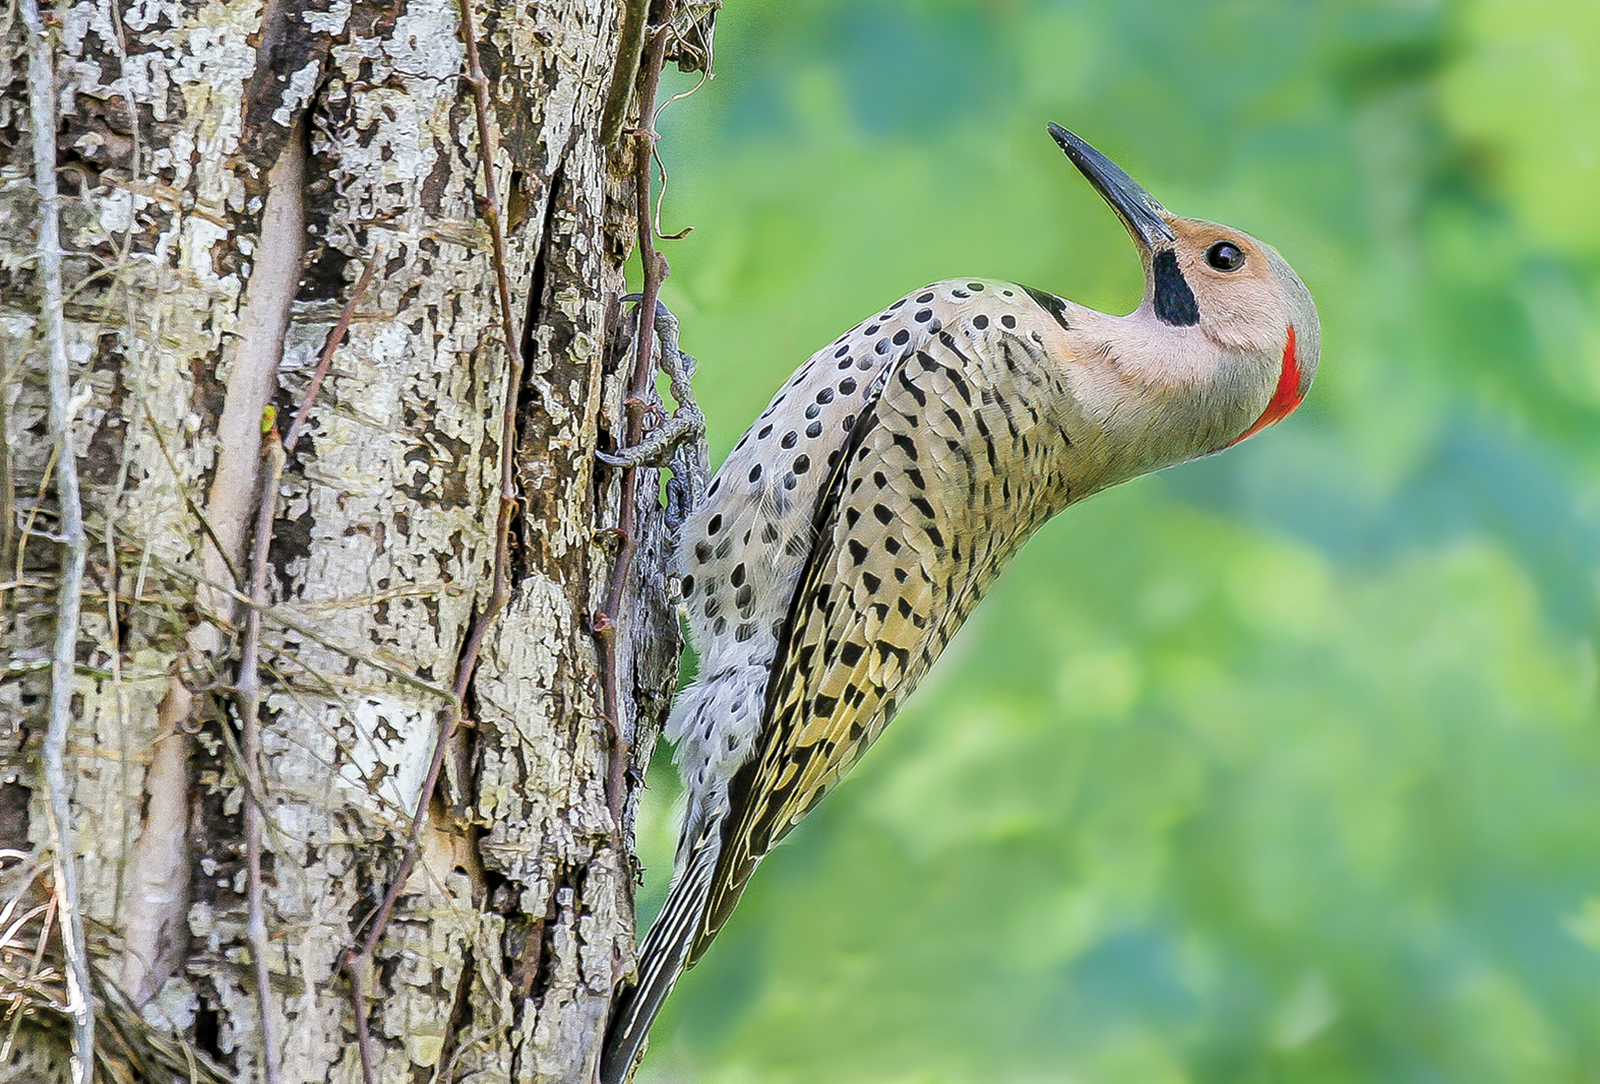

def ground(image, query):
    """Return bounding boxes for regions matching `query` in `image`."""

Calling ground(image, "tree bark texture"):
[0,0,702,1078]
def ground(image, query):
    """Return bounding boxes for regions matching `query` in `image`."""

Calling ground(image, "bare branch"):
[22,2,96,1077]
[237,433,287,1084]
[596,0,678,831]
[283,252,381,455]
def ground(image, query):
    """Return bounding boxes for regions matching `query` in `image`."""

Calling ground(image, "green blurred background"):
[631,1,1600,1080]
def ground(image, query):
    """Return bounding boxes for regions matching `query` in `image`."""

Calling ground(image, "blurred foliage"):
[629,0,1600,1080]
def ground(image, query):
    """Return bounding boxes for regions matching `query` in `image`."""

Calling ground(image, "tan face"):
[1155,217,1321,440]
[1049,122,1321,449]
[1166,219,1287,353]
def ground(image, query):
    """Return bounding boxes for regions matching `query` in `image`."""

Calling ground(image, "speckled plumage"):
[600,126,1321,1084]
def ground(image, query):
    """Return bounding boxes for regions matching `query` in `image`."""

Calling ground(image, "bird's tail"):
[599,830,720,1084]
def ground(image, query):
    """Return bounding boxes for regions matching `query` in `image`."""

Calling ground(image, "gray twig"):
[23,1,96,1078]
[593,0,677,833]
[237,433,287,1084]
[283,252,380,455]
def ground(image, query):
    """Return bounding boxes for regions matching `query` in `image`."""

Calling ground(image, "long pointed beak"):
[1048,123,1175,249]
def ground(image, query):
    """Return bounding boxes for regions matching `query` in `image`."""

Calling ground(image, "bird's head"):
[1048,123,1320,452]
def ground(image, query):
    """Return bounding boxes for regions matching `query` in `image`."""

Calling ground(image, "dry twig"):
[594,0,678,831]
[283,252,380,454]
[23,2,96,1078]
[233,241,376,1084]
[237,431,286,1084]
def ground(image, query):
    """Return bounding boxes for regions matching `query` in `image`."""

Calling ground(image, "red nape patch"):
[1226,326,1304,448]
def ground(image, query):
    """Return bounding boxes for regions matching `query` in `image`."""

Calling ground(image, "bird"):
[598,122,1320,1084]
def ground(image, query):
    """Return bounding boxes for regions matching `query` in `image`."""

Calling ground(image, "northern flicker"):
[599,123,1320,1083]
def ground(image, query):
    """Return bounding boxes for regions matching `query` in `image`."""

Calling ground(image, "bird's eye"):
[1206,241,1245,272]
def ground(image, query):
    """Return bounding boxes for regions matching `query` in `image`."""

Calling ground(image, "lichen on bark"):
[0,0,705,1078]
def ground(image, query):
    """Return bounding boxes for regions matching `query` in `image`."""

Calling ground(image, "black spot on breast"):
[749,465,762,483]
[916,292,934,303]
[1153,249,1200,326]
[973,314,989,330]
[1022,285,1073,332]
[781,431,797,449]
[807,421,823,438]
[1001,314,1016,329]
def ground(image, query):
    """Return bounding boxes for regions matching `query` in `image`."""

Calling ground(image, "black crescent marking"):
[1021,285,1073,332]
[1152,249,1199,326]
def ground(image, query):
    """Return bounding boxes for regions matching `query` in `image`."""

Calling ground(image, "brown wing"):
[692,320,1078,960]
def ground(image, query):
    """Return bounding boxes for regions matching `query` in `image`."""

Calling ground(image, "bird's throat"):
[1226,326,1303,447]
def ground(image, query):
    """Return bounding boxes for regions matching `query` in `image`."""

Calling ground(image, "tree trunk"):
[0,0,704,1079]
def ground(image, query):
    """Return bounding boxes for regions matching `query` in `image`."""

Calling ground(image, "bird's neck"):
[1049,299,1259,487]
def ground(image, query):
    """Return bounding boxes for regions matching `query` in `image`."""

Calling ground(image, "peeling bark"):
[0,0,703,1078]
